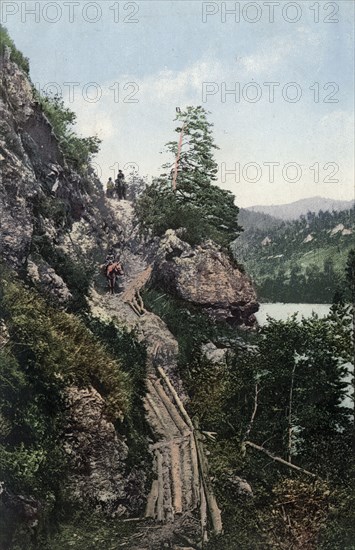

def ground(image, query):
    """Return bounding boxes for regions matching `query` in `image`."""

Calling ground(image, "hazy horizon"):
[245,195,354,209]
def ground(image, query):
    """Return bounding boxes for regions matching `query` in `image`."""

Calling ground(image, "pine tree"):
[345,249,355,451]
[135,106,241,247]
[163,105,219,196]
[244,314,352,478]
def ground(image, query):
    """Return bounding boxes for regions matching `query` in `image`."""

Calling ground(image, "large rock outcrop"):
[152,230,259,327]
[64,386,146,516]
[0,48,147,521]
[0,48,112,295]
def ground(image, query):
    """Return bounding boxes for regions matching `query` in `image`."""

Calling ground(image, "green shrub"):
[135,180,234,247]
[36,92,101,171]
[84,316,151,466]
[318,483,355,549]
[0,25,29,74]
[0,269,151,547]
[37,510,140,550]
[0,276,131,422]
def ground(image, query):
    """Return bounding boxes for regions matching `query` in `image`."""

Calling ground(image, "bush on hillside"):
[0,25,29,74]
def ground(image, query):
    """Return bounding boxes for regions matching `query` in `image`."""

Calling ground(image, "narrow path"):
[105,199,149,288]
[89,199,222,546]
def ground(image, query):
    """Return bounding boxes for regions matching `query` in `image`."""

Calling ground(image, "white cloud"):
[142,58,223,104]
[76,111,115,140]
[69,45,353,206]
[240,38,291,74]
[240,27,323,76]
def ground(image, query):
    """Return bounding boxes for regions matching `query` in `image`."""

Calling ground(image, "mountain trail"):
[89,199,222,546]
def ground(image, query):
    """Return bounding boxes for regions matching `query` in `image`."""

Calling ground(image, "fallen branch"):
[201,430,217,441]
[170,441,183,513]
[200,477,208,543]
[144,391,167,435]
[126,300,143,317]
[145,479,159,519]
[156,451,164,522]
[152,378,190,435]
[288,361,297,463]
[245,441,317,478]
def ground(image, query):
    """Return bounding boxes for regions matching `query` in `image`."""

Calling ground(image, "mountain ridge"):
[246,196,354,220]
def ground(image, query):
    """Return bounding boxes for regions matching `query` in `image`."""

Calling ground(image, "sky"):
[3,0,354,207]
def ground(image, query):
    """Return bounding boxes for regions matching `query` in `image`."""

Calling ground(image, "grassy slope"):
[234,208,354,302]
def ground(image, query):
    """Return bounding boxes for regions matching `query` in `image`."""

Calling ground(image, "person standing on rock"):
[115,170,125,200]
[106,177,114,198]
[114,175,122,200]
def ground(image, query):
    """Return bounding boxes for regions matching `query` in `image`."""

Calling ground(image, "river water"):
[256,303,331,326]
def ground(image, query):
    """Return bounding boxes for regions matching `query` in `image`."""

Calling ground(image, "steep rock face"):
[0,49,110,290]
[64,386,145,515]
[0,50,147,518]
[152,230,259,327]
[1,48,60,269]
[27,258,73,304]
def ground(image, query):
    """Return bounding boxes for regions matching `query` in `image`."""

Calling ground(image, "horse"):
[105,262,124,295]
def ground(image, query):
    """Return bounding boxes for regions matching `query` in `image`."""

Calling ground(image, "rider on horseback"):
[104,252,115,276]
[102,251,124,294]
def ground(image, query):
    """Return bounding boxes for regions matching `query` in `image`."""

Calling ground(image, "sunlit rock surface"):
[152,230,259,327]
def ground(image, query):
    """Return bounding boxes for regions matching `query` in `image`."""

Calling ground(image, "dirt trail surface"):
[89,200,222,548]
[107,199,151,284]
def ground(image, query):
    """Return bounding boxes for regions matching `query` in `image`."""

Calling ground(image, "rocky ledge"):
[151,230,259,327]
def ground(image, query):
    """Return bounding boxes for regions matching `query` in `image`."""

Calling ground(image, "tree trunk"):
[288,361,297,463]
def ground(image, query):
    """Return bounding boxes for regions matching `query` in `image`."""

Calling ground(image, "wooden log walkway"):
[144,371,222,538]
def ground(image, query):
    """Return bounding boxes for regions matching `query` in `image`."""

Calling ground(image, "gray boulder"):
[152,230,259,327]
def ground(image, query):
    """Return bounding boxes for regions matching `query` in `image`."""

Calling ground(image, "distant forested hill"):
[233,206,355,303]
[246,197,354,221]
[238,208,282,231]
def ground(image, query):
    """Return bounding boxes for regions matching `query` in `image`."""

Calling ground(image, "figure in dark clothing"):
[104,252,115,275]
[106,178,114,198]
[101,252,124,294]
[115,177,122,200]
[115,170,125,200]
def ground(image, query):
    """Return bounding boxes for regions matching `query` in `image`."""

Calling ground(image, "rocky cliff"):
[0,45,259,549]
[0,46,119,306]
